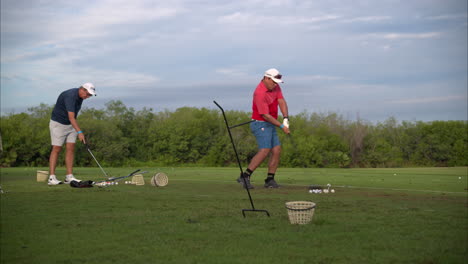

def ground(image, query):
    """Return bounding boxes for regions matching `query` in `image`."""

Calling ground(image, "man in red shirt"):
[238,68,290,189]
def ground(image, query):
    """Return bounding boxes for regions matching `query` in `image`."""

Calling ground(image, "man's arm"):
[278,98,290,128]
[68,112,86,143]
[278,98,289,119]
[261,113,290,134]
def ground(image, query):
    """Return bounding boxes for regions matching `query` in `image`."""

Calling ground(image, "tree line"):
[1,100,467,168]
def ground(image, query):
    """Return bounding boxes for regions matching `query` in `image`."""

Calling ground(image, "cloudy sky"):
[1,0,467,122]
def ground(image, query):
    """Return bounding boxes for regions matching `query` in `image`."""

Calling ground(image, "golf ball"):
[459,177,462,180]
[115,182,119,185]
[331,189,335,193]
[324,189,329,194]
[309,189,313,193]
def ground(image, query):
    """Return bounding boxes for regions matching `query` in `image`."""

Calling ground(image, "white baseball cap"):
[81,83,96,96]
[264,68,283,83]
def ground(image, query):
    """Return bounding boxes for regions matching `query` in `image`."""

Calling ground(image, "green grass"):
[1,167,467,264]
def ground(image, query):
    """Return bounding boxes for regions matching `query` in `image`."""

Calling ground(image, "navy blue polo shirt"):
[51,88,83,125]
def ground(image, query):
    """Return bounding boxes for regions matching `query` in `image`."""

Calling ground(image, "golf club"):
[84,143,109,179]
[288,133,298,150]
[214,100,270,217]
[94,169,145,187]
[108,170,148,181]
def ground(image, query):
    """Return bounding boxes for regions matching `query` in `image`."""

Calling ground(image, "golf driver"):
[214,100,270,218]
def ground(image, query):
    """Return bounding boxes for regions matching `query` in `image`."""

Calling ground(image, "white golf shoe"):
[48,175,63,185]
[64,175,81,184]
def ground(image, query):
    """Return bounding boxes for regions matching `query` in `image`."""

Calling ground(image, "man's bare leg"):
[65,143,75,175]
[247,148,271,171]
[49,146,62,175]
[267,145,281,174]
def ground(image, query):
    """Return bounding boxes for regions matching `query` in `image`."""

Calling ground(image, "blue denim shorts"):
[250,121,281,149]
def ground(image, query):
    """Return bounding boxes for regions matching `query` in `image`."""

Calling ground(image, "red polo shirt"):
[251,81,284,121]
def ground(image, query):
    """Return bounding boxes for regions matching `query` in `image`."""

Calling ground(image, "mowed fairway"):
[1,167,467,264]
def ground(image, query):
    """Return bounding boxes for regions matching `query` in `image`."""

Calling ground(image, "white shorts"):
[49,120,77,146]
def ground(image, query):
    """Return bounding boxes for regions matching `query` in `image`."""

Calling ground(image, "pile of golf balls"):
[309,189,336,194]
[96,181,120,187]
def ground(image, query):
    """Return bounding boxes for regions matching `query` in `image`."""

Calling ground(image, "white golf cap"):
[81,82,96,96]
[264,68,283,83]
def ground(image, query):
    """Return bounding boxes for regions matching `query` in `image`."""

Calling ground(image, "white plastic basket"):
[151,172,168,187]
[131,174,145,186]
[285,201,316,225]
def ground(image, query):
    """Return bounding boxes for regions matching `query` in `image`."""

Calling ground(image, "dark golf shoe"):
[264,178,279,188]
[237,176,254,189]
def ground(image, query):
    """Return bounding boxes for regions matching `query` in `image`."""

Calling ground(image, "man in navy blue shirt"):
[48,83,96,185]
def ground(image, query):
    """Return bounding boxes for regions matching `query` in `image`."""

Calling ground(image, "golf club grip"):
[229,120,254,129]
[129,169,141,176]
[107,169,142,181]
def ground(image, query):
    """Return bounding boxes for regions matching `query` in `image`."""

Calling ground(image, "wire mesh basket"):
[131,174,145,186]
[151,172,168,187]
[37,171,48,182]
[285,201,316,225]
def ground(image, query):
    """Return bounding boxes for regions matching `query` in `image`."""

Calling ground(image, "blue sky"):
[1,0,467,122]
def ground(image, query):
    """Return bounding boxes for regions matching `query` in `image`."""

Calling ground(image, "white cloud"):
[382,45,392,51]
[281,15,341,25]
[215,68,249,77]
[2,0,185,47]
[217,12,259,24]
[385,32,441,40]
[217,12,340,26]
[372,32,442,40]
[343,16,392,23]
[389,95,466,104]
[86,1,182,24]
[290,75,343,81]
[426,13,468,20]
